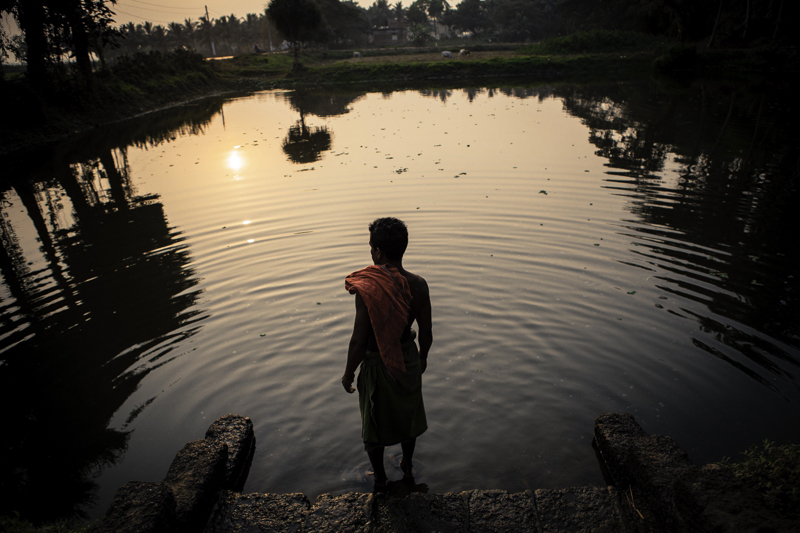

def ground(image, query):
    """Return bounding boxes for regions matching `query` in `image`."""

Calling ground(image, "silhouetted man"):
[342,217,432,491]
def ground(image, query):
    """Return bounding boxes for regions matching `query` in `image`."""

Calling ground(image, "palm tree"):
[198,16,216,56]
[120,22,145,54]
[394,2,405,23]
[428,0,450,39]
[183,18,198,49]
[167,21,187,50]
[225,14,243,54]
[151,24,167,53]
[243,13,263,51]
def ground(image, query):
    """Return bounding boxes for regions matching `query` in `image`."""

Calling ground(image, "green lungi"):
[357,330,427,451]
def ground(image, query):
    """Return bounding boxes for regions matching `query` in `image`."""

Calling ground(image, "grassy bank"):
[219,50,655,88]
[1,32,795,156]
[1,49,226,155]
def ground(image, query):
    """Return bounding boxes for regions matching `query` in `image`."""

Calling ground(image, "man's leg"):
[367,446,387,487]
[400,438,416,478]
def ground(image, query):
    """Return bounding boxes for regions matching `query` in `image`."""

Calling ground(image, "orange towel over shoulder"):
[345,264,412,379]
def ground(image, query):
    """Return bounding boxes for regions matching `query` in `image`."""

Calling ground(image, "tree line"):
[1,0,792,90]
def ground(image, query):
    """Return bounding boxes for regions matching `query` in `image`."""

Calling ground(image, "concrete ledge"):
[305,493,373,533]
[93,481,177,533]
[95,414,255,533]
[535,486,623,533]
[205,414,255,491]
[594,412,694,531]
[205,492,311,533]
[672,464,796,533]
[97,412,794,533]
[374,491,467,532]
[466,489,538,532]
[164,439,228,532]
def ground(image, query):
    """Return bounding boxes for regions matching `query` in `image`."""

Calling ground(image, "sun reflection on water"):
[228,150,244,172]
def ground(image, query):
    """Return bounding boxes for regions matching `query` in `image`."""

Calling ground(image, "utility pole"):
[205,5,216,57]
[266,16,274,51]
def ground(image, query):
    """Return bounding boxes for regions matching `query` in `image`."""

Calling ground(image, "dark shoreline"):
[92,413,796,533]
[1,45,795,159]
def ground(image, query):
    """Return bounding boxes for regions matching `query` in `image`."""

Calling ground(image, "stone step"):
[204,486,625,533]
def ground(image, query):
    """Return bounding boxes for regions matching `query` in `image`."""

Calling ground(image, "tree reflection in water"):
[0,98,223,523]
[282,120,332,164]
[280,88,366,164]
[553,81,800,393]
[412,81,799,392]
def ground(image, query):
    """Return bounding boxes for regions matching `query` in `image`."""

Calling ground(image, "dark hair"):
[369,217,408,261]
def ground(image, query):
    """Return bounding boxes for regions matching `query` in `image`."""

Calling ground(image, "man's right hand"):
[342,374,356,393]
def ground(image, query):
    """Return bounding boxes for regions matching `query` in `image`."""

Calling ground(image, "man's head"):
[369,217,408,263]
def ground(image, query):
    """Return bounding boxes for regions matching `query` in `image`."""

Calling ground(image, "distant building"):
[370,19,407,46]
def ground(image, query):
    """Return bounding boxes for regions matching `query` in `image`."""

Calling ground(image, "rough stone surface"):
[594,413,693,532]
[627,434,694,528]
[205,414,256,491]
[535,486,624,533]
[204,491,311,533]
[93,481,177,533]
[373,491,468,533]
[672,464,797,533]
[466,489,538,533]
[164,439,229,533]
[593,413,649,487]
[102,413,793,533]
[304,492,372,533]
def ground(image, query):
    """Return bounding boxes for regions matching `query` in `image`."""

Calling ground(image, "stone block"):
[373,491,468,533]
[93,481,176,533]
[164,438,228,533]
[304,492,372,533]
[205,414,256,491]
[204,491,311,533]
[465,489,537,533]
[594,413,694,532]
[593,413,648,487]
[672,464,796,533]
[535,486,623,533]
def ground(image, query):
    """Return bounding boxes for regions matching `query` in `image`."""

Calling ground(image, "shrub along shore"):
[1,32,796,157]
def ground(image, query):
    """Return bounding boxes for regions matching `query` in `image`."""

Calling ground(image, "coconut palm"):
[197,16,216,56]
[183,18,198,48]
[167,21,188,50]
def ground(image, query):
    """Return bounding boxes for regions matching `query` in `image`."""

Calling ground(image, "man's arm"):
[343,293,370,393]
[416,280,432,374]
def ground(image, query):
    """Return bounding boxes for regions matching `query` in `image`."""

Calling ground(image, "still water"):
[1,79,798,522]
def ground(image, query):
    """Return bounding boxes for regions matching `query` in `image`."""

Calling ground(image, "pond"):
[1,78,798,523]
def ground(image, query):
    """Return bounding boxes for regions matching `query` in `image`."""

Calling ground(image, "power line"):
[115,3,204,16]
[122,0,202,11]
[112,6,189,24]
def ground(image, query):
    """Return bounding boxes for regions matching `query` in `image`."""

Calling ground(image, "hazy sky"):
[113,0,372,27]
[1,0,376,40]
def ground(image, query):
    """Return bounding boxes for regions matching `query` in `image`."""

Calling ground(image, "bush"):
[520,30,662,55]
[111,48,212,83]
[718,440,800,518]
[652,44,697,73]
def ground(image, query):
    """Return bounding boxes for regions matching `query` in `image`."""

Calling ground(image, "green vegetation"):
[718,440,800,519]
[283,53,653,85]
[517,30,665,55]
[1,48,221,153]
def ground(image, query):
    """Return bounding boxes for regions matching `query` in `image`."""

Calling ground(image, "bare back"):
[397,267,431,338]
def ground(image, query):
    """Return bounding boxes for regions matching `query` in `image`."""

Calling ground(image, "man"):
[342,217,432,491]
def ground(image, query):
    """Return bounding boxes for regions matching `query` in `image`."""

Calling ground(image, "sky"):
[1,0,376,38]
[112,0,372,27]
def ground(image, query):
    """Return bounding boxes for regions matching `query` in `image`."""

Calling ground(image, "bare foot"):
[373,476,389,493]
[400,458,414,480]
